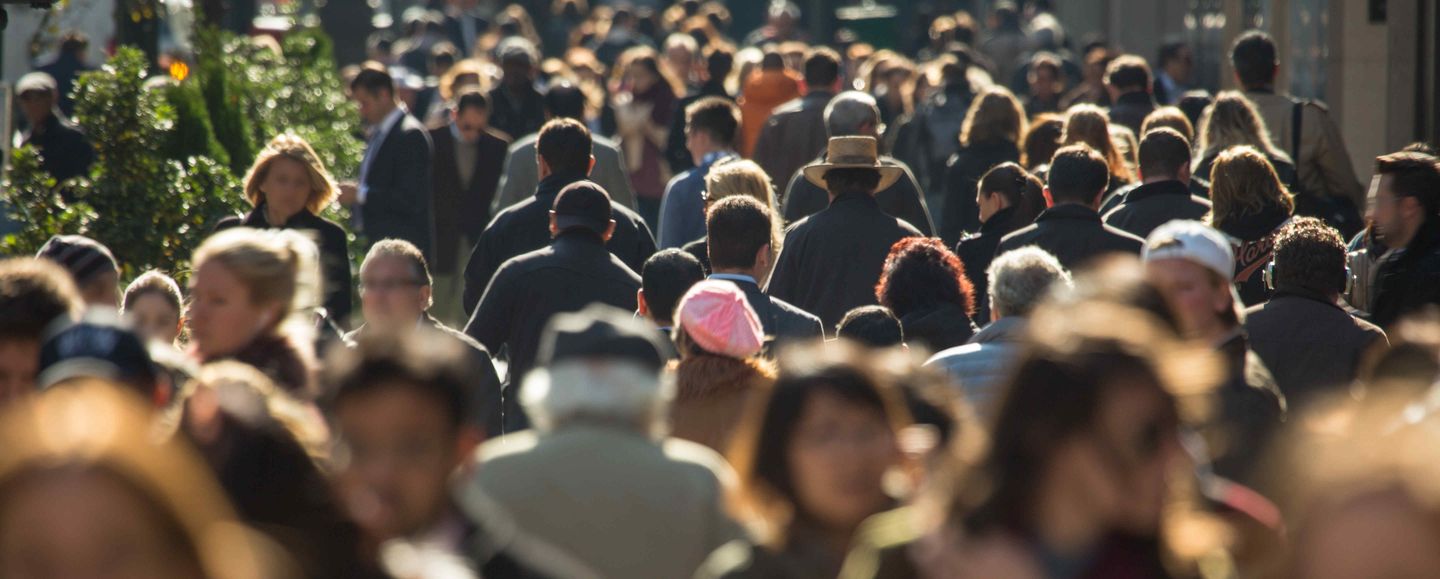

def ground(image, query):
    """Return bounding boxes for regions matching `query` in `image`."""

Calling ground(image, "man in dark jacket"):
[462,119,656,315]
[997,145,1144,270]
[767,136,922,331]
[1104,128,1212,238]
[344,240,503,436]
[1245,218,1387,408]
[665,46,734,175]
[1103,55,1156,137]
[15,72,94,185]
[342,66,435,261]
[487,39,547,141]
[35,32,95,117]
[429,89,511,325]
[781,91,935,235]
[656,97,739,248]
[1143,220,1285,486]
[464,181,642,431]
[707,196,824,343]
[752,47,840,189]
[1367,151,1440,329]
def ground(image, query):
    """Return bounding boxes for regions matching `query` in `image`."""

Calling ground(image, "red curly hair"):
[875,237,977,318]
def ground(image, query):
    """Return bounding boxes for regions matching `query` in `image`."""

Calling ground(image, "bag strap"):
[1290,99,1304,164]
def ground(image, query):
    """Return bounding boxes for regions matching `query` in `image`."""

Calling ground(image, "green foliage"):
[160,80,231,169]
[196,26,256,176]
[1,147,95,255]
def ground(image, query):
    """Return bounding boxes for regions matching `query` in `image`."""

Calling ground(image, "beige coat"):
[461,425,746,579]
[1244,90,1366,207]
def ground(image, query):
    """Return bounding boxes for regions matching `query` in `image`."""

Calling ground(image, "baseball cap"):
[16,72,58,96]
[36,234,119,287]
[37,308,158,393]
[676,280,764,359]
[1142,220,1235,280]
[538,304,667,373]
[552,181,613,234]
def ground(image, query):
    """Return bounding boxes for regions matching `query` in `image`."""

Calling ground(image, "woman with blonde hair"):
[1061,104,1134,203]
[942,87,1028,244]
[218,133,352,327]
[0,380,281,578]
[1206,145,1296,306]
[680,159,783,272]
[1194,91,1296,189]
[188,227,322,396]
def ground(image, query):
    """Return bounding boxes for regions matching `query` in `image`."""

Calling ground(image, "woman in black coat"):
[941,88,1027,246]
[217,134,353,327]
[955,163,1046,326]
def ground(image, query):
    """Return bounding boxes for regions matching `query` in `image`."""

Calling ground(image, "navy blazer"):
[361,112,435,261]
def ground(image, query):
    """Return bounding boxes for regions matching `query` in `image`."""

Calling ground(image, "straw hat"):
[801,136,905,192]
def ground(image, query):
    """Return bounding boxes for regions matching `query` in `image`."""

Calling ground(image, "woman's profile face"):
[0,469,204,579]
[785,389,899,532]
[187,260,275,360]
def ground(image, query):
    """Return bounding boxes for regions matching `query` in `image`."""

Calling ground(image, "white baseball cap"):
[1142,220,1235,280]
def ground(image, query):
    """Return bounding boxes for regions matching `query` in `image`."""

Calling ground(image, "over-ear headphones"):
[1264,259,1352,295]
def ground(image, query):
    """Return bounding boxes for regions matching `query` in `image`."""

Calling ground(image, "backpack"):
[1288,100,1363,239]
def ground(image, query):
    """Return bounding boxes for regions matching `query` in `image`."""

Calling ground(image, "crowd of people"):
[7,0,1440,578]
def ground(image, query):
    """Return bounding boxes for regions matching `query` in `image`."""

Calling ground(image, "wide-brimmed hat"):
[801,136,904,192]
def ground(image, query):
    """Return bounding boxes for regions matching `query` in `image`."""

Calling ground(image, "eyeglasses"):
[358,278,426,293]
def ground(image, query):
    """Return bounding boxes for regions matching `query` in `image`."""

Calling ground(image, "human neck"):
[265,203,302,225]
[1142,174,1184,185]
[371,101,399,124]
[711,266,758,281]
[1034,473,1105,557]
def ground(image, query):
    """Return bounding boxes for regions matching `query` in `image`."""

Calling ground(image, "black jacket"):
[898,302,977,352]
[22,111,94,184]
[767,193,923,330]
[217,205,353,325]
[1107,91,1156,136]
[995,204,1145,271]
[345,315,507,437]
[1244,289,1387,408]
[1369,219,1440,330]
[487,83,547,142]
[1102,180,1213,239]
[709,274,825,343]
[1215,204,1292,307]
[1212,332,1286,487]
[462,172,657,315]
[956,206,1028,327]
[464,231,641,431]
[361,111,435,261]
[665,81,732,174]
[682,237,711,274]
[781,155,935,236]
[430,124,511,274]
[941,140,1020,245]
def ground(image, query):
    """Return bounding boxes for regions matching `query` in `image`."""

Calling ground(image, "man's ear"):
[419,284,434,311]
[636,289,650,317]
[754,243,772,272]
[538,155,552,178]
[453,426,484,475]
[548,212,560,238]
[587,155,597,177]
[1042,186,1055,208]
[602,219,617,242]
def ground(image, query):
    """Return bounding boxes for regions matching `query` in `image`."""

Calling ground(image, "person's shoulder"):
[1103,223,1147,247]
[472,430,542,468]
[508,133,539,153]
[1190,195,1214,208]
[214,214,244,232]
[768,294,821,321]
[591,133,621,152]
[999,223,1041,247]
[482,128,512,146]
[429,318,492,356]
[660,436,737,489]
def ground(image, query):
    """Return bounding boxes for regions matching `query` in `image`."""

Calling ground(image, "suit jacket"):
[430,124,510,274]
[657,152,734,248]
[487,84,547,145]
[492,132,636,213]
[767,193,923,330]
[217,205,353,325]
[781,155,935,236]
[941,140,1021,245]
[996,204,1144,271]
[709,274,824,343]
[362,111,435,260]
[464,232,642,431]
[752,90,834,188]
[344,315,507,437]
[462,172,656,315]
[1102,180,1213,240]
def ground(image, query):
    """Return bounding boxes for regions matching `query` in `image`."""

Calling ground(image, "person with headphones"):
[1244,217,1388,409]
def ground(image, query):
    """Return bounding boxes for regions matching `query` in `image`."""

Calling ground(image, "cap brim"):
[802,163,904,193]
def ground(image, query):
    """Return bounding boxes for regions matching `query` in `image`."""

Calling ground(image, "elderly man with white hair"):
[925,246,1071,416]
[779,90,935,234]
[459,303,743,579]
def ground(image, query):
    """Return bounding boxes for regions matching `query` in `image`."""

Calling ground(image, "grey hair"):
[520,360,676,438]
[824,91,881,137]
[988,247,1072,319]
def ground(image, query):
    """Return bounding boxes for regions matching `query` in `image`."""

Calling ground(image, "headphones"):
[1264,258,1352,295]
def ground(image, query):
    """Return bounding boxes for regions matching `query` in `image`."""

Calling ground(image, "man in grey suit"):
[490,82,635,214]
[340,66,435,261]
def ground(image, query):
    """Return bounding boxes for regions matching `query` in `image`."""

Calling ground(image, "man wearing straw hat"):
[766,136,923,331]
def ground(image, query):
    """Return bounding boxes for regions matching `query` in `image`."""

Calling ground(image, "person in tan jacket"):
[1231,31,1364,215]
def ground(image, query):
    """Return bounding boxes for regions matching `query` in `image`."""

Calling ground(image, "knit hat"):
[676,280,764,359]
[36,235,119,286]
[1143,220,1235,280]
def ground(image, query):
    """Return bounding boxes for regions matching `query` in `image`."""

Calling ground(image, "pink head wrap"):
[676,280,765,359]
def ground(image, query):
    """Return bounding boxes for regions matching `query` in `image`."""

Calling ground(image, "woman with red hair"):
[874,237,979,351]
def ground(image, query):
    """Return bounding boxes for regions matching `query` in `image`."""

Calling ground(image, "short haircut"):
[362,239,432,287]
[327,329,481,430]
[1046,145,1110,204]
[704,45,735,81]
[537,118,592,176]
[685,97,740,145]
[802,47,841,88]
[0,259,81,342]
[1375,151,1440,217]
[60,31,89,55]
[707,196,774,271]
[1158,41,1188,66]
[349,65,395,96]
[122,270,183,317]
[824,91,880,137]
[987,247,1071,318]
[1231,31,1278,89]
[1140,106,1195,142]
[836,305,904,348]
[1104,55,1152,92]
[453,88,489,115]
[1138,128,1192,180]
[640,249,705,324]
[1273,217,1347,295]
[1030,52,1062,79]
[543,81,587,121]
[823,167,882,196]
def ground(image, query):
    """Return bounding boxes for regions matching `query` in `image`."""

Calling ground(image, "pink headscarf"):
[676,280,765,359]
